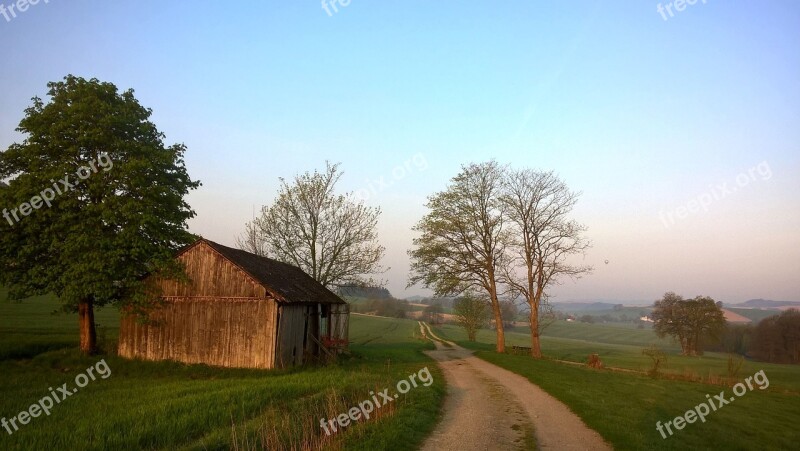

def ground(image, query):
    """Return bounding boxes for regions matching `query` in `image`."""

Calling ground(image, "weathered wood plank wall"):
[118,298,277,369]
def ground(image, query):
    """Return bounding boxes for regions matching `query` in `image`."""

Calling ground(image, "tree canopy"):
[241,162,385,289]
[0,75,200,353]
[500,168,591,357]
[453,293,490,341]
[408,161,509,352]
[652,292,726,356]
[752,309,800,364]
[408,161,591,356]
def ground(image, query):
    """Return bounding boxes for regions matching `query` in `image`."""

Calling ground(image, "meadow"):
[4,291,798,450]
[0,295,444,450]
[434,322,800,450]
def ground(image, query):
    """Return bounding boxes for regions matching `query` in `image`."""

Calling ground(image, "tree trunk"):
[694,333,702,356]
[79,298,97,354]
[679,336,688,355]
[529,309,542,358]
[490,291,505,353]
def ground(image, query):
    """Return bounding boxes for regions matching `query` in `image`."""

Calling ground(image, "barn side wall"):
[118,298,278,369]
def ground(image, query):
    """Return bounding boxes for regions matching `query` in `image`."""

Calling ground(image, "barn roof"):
[190,239,346,305]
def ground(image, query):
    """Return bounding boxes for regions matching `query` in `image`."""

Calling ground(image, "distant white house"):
[640,315,654,323]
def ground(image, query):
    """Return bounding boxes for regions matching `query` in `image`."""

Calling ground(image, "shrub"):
[641,346,667,378]
[587,353,603,369]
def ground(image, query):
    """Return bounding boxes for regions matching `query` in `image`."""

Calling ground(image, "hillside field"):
[433,323,800,450]
[441,321,800,392]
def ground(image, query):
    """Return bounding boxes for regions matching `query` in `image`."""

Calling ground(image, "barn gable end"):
[160,240,268,299]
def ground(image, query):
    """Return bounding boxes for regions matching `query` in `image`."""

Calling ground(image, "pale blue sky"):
[1,1,798,302]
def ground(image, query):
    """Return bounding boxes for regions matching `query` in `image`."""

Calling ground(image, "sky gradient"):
[1,1,798,303]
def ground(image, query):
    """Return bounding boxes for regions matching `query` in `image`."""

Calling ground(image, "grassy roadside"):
[433,325,800,450]
[434,322,800,392]
[0,296,445,450]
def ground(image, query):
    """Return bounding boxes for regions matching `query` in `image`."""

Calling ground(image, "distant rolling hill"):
[552,302,620,312]
[728,299,800,309]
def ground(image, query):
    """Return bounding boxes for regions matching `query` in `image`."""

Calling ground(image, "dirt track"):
[419,322,612,450]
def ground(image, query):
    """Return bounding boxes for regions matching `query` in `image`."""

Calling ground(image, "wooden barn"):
[118,239,349,369]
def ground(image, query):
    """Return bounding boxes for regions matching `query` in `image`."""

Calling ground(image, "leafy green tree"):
[244,162,385,288]
[651,292,726,356]
[0,76,200,354]
[453,293,490,341]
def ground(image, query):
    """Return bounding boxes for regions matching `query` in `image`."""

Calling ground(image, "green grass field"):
[434,323,800,450]
[5,291,798,450]
[440,321,800,392]
[0,295,444,451]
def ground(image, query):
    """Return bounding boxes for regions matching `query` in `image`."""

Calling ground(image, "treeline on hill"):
[550,303,655,328]
[651,293,799,364]
[337,285,393,300]
[347,292,525,329]
[350,298,411,318]
[409,297,455,309]
[711,309,800,364]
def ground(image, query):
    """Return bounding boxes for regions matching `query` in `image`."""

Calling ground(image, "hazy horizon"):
[2,2,798,304]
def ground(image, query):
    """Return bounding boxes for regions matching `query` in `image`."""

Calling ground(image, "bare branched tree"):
[243,162,385,288]
[500,169,592,357]
[236,217,268,257]
[408,161,509,352]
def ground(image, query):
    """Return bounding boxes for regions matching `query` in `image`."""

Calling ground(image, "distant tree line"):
[349,297,410,319]
[651,292,799,364]
[411,297,456,309]
[752,309,800,363]
[712,309,800,364]
[422,303,444,325]
[337,285,393,300]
